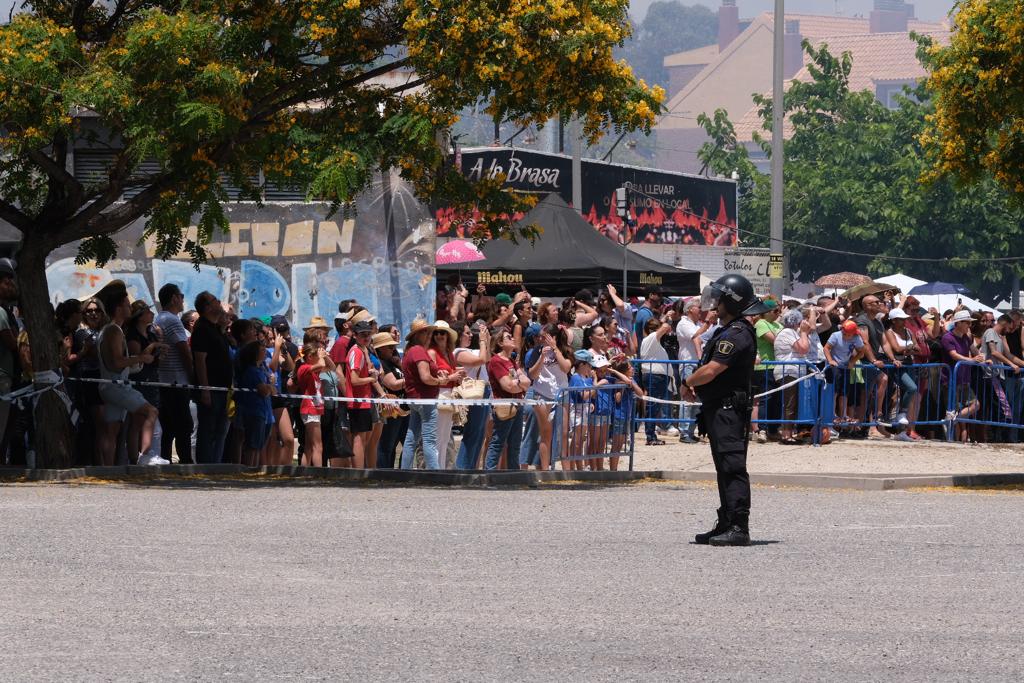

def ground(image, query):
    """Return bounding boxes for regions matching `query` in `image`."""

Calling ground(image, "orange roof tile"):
[732,30,949,142]
[664,44,719,68]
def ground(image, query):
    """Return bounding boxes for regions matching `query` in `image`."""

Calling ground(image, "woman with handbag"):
[484,330,532,470]
[428,320,466,469]
[373,332,408,468]
[453,321,491,469]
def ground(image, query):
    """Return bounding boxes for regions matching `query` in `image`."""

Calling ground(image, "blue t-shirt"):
[633,306,655,340]
[826,331,864,366]
[594,379,615,416]
[568,373,593,404]
[237,365,274,424]
[613,389,635,422]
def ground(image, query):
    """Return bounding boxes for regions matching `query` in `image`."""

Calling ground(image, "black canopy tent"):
[436,194,701,297]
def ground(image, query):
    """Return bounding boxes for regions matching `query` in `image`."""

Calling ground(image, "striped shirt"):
[156,310,189,384]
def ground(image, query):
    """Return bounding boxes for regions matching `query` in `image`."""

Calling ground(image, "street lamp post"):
[769,0,785,298]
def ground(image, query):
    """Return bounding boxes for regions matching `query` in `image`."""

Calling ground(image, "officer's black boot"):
[708,513,750,547]
[694,508,729,545]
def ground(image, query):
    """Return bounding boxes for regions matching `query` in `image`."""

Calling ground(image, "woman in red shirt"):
[428,320,465,469]
[484,330,531,470]
[293,341,332,467]
[346,320,379,468]
[400,320,445,469]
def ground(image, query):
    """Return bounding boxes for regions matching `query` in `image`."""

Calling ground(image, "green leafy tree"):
[619,1,717,89]
[698,41,1024,300]
[918,0,1024,200]
[0,0,663,466]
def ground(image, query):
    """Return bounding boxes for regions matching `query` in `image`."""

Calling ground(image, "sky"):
[629,0,957,22]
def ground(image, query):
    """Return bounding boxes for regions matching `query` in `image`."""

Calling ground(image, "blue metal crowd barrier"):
[551,383,635,471]
[627,358,977,445]
[946,361,1024,442]
[825,362,950,435]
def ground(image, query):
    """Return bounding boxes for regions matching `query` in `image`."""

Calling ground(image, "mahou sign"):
[436,147,737,246]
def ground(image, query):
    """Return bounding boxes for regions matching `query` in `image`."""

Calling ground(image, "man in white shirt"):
[675,298,710,443]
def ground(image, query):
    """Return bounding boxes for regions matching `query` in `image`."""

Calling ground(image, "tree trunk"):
[16,243,74,469]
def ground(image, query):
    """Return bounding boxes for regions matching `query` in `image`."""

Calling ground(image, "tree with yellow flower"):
[919,0,1024,199]
[0,0,663,467]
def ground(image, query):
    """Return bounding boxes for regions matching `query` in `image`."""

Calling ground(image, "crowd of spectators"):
[1,264,1023,469]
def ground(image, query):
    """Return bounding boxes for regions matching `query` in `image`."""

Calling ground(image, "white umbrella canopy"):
[875,273,927,293]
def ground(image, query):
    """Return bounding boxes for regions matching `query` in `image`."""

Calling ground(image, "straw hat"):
[431,320,458,346]
[350,309,376,326]
[371,332,399,350]
[303,316,330,331]
[405,318,435,342]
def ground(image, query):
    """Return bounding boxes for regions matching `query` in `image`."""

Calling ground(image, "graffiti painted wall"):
[45,171,436,335]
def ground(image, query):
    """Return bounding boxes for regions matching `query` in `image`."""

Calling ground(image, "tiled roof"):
[765,13,947,39]
[664,44,719,68]
[732,30,949,142]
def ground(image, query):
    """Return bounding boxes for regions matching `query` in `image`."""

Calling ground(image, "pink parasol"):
[435,239,485,265]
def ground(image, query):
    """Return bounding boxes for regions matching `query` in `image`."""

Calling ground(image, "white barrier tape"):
[65,376,544,407]
[0,370,64,405]
[642,371,826,409]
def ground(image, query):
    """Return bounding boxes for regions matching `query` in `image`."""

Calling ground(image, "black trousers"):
[159,388,194,464]
[705,404,751,523]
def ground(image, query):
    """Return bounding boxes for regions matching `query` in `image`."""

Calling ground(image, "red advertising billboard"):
[435,147,737,246]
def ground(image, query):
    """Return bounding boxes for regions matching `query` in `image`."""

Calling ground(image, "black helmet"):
[701,274,771,316]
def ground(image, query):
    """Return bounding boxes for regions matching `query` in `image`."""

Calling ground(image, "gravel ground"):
[628,437,1024,475]
[2,482,1023,681]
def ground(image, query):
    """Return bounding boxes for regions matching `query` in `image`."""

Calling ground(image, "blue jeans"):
[519,402,540,468]
[195,391,230,464]
[643,373,669,441]
[400,403,439,469]
[893,367,918,414]
[485,409,524,470]
[456,385,491,469]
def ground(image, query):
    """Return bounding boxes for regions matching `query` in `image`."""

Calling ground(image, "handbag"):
[456,377,487,400]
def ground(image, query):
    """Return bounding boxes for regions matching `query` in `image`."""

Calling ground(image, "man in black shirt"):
[192,291,233,463]
[683,274,769,547]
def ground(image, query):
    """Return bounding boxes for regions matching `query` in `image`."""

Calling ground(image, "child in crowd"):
[567,350,595,471]
[235,341,276,466]
[294,342,327,467]
[589,354,614,471]
[606,359,644,471]
[824,319,865,423]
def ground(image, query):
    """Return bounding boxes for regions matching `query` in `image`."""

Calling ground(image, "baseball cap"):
[495,293,513,306]
[841,320,858,334]
[353,320,374,335]
[591,353,610,369]
[573,349,594,365]
[888,308,909,320]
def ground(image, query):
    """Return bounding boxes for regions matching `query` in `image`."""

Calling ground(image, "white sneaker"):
[662,426,680,437]
[137,453,170,466]
[756,430,768,444]
[896,413,910,426]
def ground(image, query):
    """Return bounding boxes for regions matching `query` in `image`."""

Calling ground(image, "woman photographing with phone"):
[525,324,572,471]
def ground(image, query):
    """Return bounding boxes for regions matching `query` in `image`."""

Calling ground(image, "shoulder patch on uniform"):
[717,340,735,355]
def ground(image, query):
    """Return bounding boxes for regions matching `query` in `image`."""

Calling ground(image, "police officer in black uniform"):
[681,274,770,547]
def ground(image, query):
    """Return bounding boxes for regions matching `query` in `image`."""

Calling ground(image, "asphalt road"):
[1,481,1022,681]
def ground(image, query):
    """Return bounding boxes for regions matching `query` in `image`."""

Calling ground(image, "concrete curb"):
[0,466,1021,490]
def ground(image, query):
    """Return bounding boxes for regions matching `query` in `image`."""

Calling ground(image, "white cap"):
[888,308,909,320]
